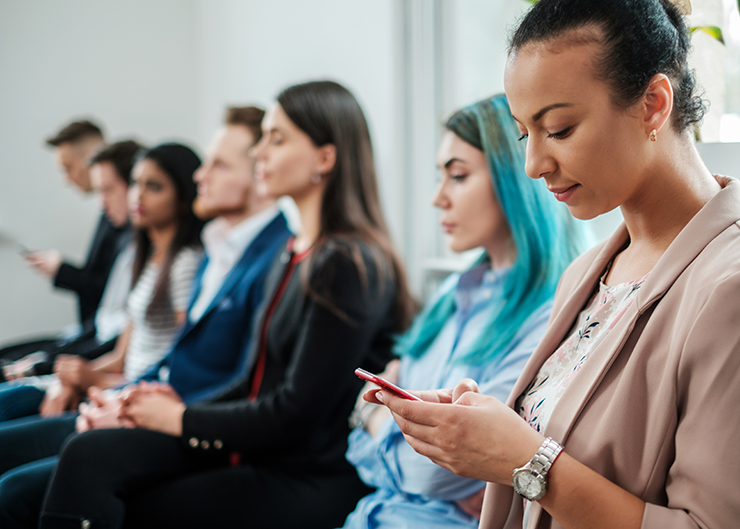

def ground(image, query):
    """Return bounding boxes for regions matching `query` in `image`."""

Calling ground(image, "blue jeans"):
[0,413,77,528]
[0,382,45,422]
[0,456,58,529]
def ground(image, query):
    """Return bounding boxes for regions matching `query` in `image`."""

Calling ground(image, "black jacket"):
[182,238,397,475]
[53,213,131,323]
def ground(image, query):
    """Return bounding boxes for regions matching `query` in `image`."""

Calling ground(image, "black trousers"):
[40,428,372,529]
[0,414,76,475]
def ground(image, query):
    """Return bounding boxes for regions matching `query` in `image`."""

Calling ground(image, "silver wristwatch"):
[512,437,563,501]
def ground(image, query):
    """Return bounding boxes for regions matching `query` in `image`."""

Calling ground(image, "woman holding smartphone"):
[341,94,584,529]
[372,0,740,527]
[38,81,414,529]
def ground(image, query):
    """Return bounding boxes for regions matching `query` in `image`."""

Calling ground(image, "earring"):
[311,172,323,184]
[649,129,657,142]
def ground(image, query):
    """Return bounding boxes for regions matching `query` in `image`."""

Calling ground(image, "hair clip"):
[670,0,692,16]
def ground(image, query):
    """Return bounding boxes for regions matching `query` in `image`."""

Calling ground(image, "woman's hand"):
[373,378,543,485]
[76,387,135,433]
[54,355,95,390]
[40,380,80,417]
[351,359,401,437]
[120,382,185,436]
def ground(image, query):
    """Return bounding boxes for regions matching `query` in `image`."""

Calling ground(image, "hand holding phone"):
[355,368,422,401]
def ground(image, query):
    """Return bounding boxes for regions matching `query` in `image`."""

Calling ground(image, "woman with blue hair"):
[341,93,586,528]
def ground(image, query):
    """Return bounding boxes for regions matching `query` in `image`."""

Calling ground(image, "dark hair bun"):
[510,0,705,132]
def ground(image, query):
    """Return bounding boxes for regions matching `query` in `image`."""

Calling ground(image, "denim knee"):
[0,385,45,422]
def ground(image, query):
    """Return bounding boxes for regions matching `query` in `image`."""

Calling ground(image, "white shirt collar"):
[202,205,280,264]
[188,206,280,323]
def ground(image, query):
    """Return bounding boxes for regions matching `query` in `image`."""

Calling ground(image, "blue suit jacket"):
[139,213,291,403]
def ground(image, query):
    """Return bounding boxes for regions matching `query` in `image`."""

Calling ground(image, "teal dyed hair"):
[395,94,585,364]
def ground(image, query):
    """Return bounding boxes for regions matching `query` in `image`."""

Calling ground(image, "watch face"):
[513,470,545,500]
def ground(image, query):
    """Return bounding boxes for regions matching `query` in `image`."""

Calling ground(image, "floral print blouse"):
[517,272,649,434]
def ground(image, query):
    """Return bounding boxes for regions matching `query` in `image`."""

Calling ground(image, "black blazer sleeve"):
[54,214,131,323]
[181,244,396,469]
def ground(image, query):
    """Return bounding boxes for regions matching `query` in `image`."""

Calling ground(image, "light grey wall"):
[0,0,403,343]
[696,142,740,176]
[0,0,201,342]
[193,0,402,239]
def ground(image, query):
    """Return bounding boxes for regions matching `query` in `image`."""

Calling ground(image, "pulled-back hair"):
[89,140,144,185]
[225,106,265,145]
[396,94,586,364]
[131,143,204,317]
[276,80,415,331]
[510,0,705,132]
[46,119,104,147]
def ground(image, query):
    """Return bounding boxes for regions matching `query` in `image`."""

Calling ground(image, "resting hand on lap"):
[120,381,185,436]
[54,355,95,390]
[40,380,80,417]
[76,387,134,432]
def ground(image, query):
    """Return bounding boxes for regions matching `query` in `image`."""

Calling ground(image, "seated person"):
[0,107,291,528]
[1,119,128,363]
[0,143,204,422]
[341,94,585,529]
[372,1,740,527]
[37,80,414,529]
[0,140,142,386]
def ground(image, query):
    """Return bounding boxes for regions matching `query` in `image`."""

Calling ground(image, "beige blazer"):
[480,176,740,529]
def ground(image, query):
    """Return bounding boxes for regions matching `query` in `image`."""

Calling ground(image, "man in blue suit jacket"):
[0,106,292,526]
[140,107,291,404]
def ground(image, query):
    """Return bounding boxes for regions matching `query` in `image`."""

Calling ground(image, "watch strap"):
[512,437,563,500]
[528,437,563,477]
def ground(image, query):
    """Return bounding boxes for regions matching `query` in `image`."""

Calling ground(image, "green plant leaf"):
[690,26,725,44]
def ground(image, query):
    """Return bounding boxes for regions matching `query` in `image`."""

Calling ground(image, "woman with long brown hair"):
[38,81,414,529]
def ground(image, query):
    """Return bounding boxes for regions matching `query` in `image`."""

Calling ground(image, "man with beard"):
[0,107,291,527]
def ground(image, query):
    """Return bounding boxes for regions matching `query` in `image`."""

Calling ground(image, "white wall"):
[0,0,201,342]
[193,0,403,238]
[441,0,530,116]
[0,0,404,343]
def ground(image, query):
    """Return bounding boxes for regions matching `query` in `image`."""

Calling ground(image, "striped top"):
[124,246,202,381]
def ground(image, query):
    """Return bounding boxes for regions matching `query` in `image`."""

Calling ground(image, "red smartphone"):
[354,368,422,401]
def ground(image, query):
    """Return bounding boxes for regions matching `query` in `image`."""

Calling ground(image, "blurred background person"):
[0,141,142,406]
[26,120,127,324]
[0,107,293,529]
[0,143,203,423]
[0,120,131,363]
[38,79,415,529]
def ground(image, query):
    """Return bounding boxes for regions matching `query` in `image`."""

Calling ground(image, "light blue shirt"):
[341,263,552,529]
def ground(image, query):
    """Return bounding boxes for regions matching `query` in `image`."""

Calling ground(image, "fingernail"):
[376,392,384,403]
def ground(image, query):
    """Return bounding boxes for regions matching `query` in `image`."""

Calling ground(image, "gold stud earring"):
[649,129,657,142]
